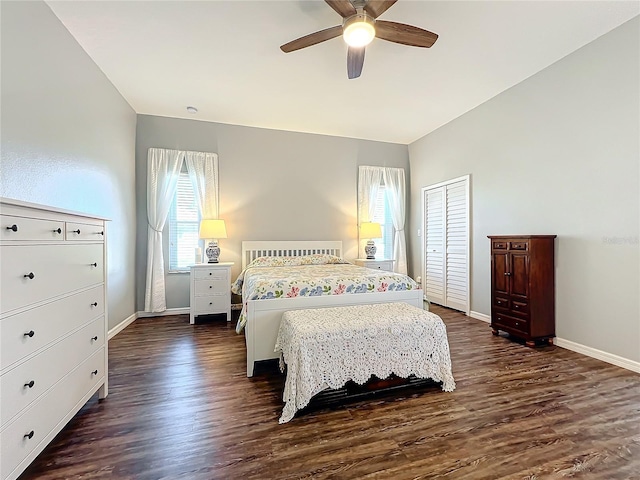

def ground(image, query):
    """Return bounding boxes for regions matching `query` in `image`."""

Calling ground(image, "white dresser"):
[189,262,233,324]
[0,198,108,480]
[354,258,395,272]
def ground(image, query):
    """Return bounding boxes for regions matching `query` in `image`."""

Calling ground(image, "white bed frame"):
[241,240,423,377]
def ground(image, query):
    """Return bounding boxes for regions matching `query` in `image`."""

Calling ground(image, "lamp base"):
[205,240,220,263]
[364,240,377,260]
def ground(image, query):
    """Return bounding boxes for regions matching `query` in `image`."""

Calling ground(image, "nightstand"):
[354,258,395,272]
[189,262,233,324]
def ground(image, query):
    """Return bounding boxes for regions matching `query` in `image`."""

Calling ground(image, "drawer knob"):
[24,330,35,338]
[99,231,104,236]
[24,431,35,440]
[209,272,212,275]
[209,302,213,305]
[91,370,98,376]
[515,322,520,326]
[24,272,35,280]
[497,300,502,304]
[91,336,98,341]
[24,380,35,389]
[514,305,519,309]
[53,228,62,234]
[71,229,81,234]
[6,224,18,232]
[91,302,98,307]
[209,285,212,289]
[90,262,98,267]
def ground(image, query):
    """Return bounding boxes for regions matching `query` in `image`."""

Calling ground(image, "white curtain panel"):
[185,151,219,218]
[144,148,185,312]
[383,167,408,274]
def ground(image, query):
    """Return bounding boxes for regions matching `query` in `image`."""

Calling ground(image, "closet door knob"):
[90,263,97,267]
[24,330,35,337]
[24,431,35,440]
[504,272,511,276]
[6,224,18,232]
[71,229,81,234]
[24,272,35,279]
[53,228,62,234]
[24,380,35,389]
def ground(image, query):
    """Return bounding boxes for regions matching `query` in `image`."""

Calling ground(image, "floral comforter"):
[233,255,420,333]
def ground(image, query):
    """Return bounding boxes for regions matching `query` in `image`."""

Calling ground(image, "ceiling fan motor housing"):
[343,10,376,47]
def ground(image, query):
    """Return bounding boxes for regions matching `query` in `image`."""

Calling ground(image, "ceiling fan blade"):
[364,0,398,19]
[325,0,357,18]
[375,20,438,48]
[347,46,365,79]
[280,25,343,53]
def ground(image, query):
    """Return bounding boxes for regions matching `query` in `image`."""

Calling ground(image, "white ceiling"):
[46,1,639,144]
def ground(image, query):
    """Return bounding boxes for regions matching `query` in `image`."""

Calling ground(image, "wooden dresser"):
[0,198,108,480]
[488,235,556,347]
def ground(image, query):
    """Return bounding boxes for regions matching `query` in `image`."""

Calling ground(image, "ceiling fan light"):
[343,18,375,47]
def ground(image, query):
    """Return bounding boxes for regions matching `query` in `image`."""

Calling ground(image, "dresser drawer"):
[193,268,229,281]
[65,222,105,242]
[493,312,529,335]
[1,316,104,427]
[193,295,229,314]
[510,299,529,318]
[0,244,104,314]
[194,279,229,296]
[509,240,529,251]
[1,285,104,370]
[0,348,104,480]
[493,296,509,309]
[1,215,65,242]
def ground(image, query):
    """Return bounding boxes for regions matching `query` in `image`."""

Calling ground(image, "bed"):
[235,240,424,376]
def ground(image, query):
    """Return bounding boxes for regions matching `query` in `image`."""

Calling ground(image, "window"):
[168,171,200,271]
[371,185,394,260]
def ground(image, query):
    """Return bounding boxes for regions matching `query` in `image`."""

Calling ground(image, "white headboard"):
[241,241,343,269]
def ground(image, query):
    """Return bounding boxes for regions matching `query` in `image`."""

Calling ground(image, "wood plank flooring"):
[19,306,640,479]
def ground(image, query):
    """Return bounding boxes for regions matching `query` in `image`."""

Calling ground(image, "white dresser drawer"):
[1,316,104,427]
[0,244,104,314]
[1,285,104,370]
[0,348,105,480]
[1,215,65,242]
[194,268,229,281]
[194,279,229,296]
[193,295,229,314]
[65,222,105,242]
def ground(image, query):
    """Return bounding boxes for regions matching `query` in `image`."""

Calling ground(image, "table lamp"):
[360,222,382,259]
[199,219,227,263]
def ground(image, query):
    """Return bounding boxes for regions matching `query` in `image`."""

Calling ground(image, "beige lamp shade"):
[359,222,382,239]
[199,219,227,239]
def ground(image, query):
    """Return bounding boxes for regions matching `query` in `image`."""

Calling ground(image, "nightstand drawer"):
[194,268,229,281]
[194,279,229,296]
[193,295,229,314]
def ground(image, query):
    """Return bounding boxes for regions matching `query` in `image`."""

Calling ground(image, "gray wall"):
[135,115,410,311]
[408,18,639,362]
[0,1,138,331]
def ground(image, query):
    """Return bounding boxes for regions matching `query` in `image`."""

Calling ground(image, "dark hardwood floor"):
[19,305,640,479]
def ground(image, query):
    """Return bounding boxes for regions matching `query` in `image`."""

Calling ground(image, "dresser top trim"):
[1,197,110,221]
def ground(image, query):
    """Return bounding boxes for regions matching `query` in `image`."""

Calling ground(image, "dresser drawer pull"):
[91,302,98,307]
[24,431,35,440]
[514,304,520,309]
[496,300,502,305]
[91,336,98,341]
[71,229,81,234]
[91,370,98,376]
[24,272,35,279]
[515,321,520,327]
[209,285,213,289]
[99,231,104,236]
[24,380,35,389]
[24,330,35,338]
[53,227,62,234]
[90,262,98,267]
[6,224,18,232]
[209,272,212,275]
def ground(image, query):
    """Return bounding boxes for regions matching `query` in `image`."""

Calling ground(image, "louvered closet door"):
[424,188,445,305]
[422,176,469,313]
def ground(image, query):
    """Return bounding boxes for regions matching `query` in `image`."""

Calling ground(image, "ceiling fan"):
[280,0,438,79]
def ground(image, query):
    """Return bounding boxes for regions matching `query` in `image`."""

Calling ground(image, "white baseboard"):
[108,312,137,340]
[469,311,491,323]
[137,307,190,318]
[554,337,640,374]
